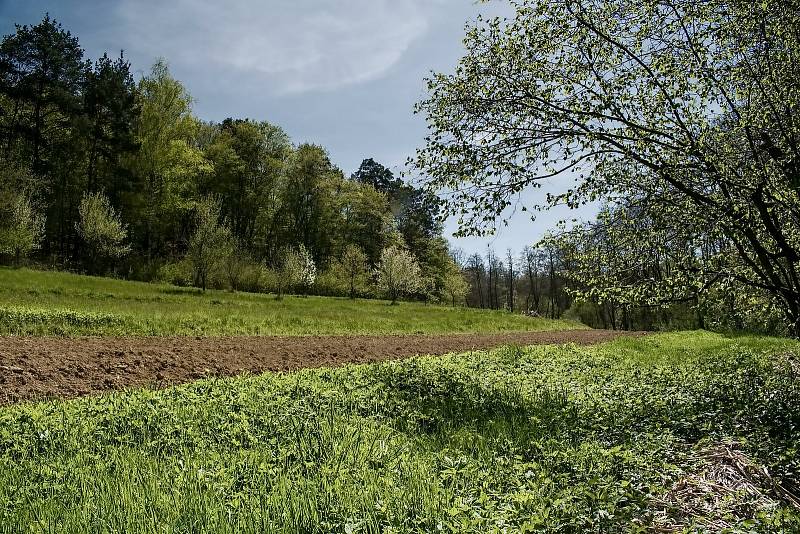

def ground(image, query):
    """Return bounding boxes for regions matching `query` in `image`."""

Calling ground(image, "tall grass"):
[0,268,582,336]
[1,332,798,532]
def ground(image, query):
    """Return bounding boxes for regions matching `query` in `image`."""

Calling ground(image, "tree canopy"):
[0,15,457,304]
[414,0,800,334]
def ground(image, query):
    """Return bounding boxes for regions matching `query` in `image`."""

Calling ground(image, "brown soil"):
[0,329,646,405]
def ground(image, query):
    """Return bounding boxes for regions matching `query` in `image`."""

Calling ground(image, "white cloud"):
[117,0,441,94]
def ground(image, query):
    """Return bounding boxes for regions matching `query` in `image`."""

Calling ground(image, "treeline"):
[454,246,570,318]
[536,203,787,335]
[462,229,765,333]
[0,16,468,304]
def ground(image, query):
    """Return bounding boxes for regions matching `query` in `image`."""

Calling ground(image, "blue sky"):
[0,0,591,256]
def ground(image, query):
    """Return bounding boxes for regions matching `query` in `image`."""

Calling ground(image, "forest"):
[0,16,470,304]
[1,6,797,336]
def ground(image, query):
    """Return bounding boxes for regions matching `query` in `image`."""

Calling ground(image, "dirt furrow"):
[0,329,646,404]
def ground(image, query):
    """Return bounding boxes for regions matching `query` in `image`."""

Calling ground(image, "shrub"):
[0,191,44,267]
[156,259,194,287]
[76,192,130,272]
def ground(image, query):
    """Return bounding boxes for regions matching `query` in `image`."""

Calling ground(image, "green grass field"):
[1,332,798,532]
[0,268,581,336]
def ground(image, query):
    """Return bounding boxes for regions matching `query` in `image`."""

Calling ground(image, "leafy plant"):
[76,191,130,269]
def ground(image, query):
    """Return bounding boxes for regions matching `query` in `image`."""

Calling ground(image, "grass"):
[0,268,581,336]
[1,332,798,532]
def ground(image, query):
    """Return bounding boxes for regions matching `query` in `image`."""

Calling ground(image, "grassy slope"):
[0,268,581,336]
[1,332,798,532]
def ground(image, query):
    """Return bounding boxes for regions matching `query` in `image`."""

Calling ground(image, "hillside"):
[0,268,581,337]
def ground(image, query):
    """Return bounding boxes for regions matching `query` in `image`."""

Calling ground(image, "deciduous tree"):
[0,191,44,266]
[187,196,229,291]
[414,0,800,335]
[76,191,130,271]
[337,244,368,299]
[376,246,422,305]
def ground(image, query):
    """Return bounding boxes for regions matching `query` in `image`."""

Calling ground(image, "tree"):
[295,243,317,296]
[376,246,422,304]
[188,197,229,291]
[280,144,343,261]
[506,248,515,312]
[337,244,368,299]
[541,202,734,331]
[467,253,486,308]
[442,259,470,307]
[202,118,290,253]
[275,244,316,297]
[521,246,543,314]
[351,158,401,193]
[0,191,44,266]
[128,60,210,260]
[333,180,393,265]
[76,191,129,271]
[274,248,295,300]
[81,53,139,195]
[0,15,85,176]
[414,0,800,335]
[0,15,87,258]
[352,158,441,270]
[223,239,248,292]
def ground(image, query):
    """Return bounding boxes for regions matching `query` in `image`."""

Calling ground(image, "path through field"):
[0,329,646,404]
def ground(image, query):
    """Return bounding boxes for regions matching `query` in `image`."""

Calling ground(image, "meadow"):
[0,268,580,336]
[1,332,798,532]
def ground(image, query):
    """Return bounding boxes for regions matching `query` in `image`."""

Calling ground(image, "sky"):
[0,0,592,256]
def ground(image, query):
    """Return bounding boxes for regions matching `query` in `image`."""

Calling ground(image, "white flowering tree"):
[280,244,317,297]
[376,245,422,305]
[295,244,316,296]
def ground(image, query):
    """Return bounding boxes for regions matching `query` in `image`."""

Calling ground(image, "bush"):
[76,192,130,272]
[236,262,263,293]
[257,265,280,295]
[0,191,44,267]
[156,259,194,287]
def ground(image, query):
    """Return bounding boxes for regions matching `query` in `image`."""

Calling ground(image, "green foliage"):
[0,268,577,336]
[188,197,231,291]
[333,244,369,299]
[202,118,290,253]
[80,52,139,194]
[155,258,194,287]
[0,16,453,307]
[76,191,130,264]
[0,191,44,265]
[1,333,798,531]
[442,259,469,307]
[0,305,122,335]
[0,15,85,178]
[127,60,210,257]
[414,0,800,334]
